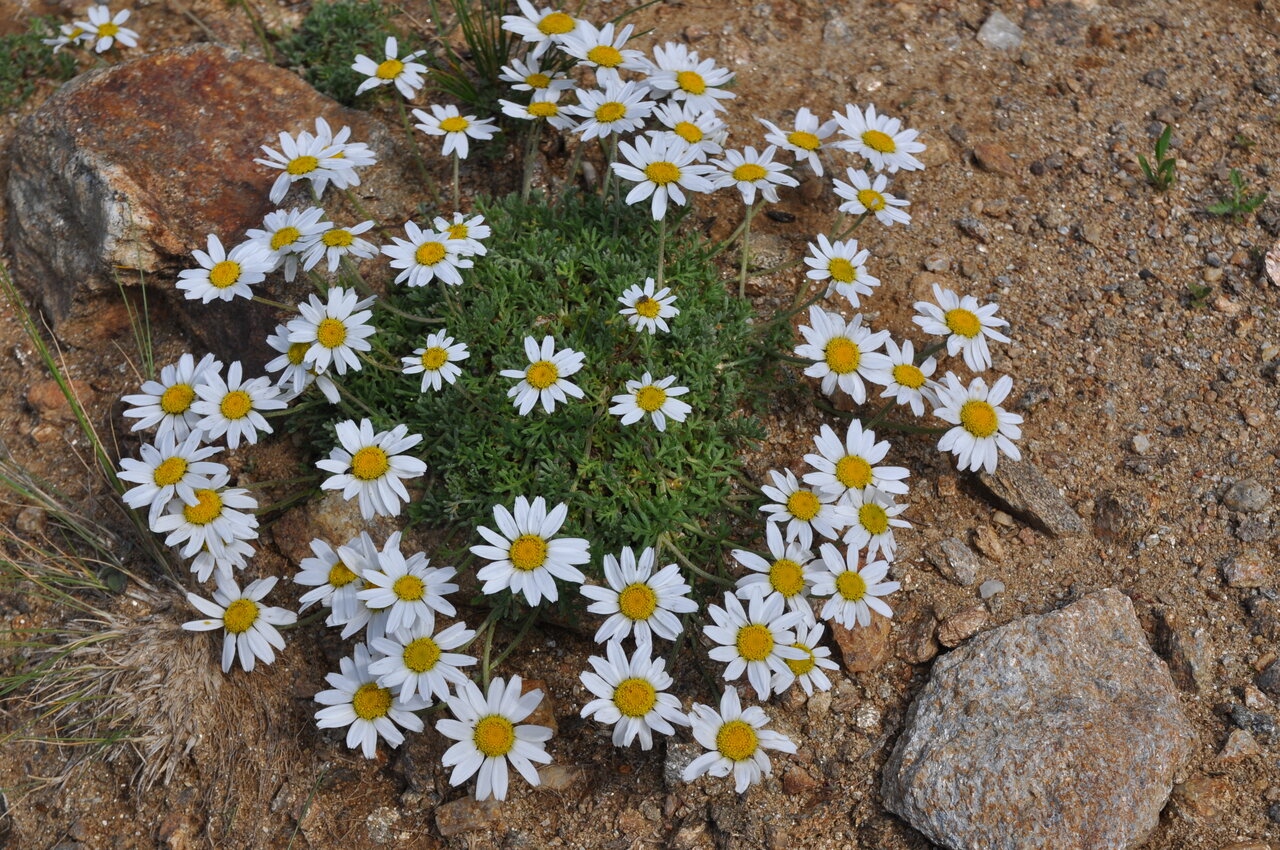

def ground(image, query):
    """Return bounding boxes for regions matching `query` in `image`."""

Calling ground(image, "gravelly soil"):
[2,0,1279,848]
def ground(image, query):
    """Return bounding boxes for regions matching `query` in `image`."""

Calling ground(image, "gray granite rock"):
[975,456,1086,537]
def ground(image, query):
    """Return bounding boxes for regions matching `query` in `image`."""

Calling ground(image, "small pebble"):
[1131,434,1151,454]
[979,579,1005,599]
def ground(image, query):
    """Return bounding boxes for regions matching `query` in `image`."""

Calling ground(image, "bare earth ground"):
[1,0,1279,847]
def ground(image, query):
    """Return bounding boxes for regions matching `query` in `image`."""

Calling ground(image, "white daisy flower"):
[683,686,797,793]
[329,532,391,641]
[771,622,839,696]
[470,495,590,606]
[804,234,880,306]
[317,419,427,520]
[118,430,225,527]
[499,56,574,94]
[932,372,1023,474]
[43,23,91,53]
[353,36,428,99]
[191,360,286,450]
[841,486,911,560]
[402,330,469,392]
[176,234,275,304]
[618,277,679,334]
[182,575,296,673]
[295,536,365,624]
[704,592,807,700]
[644,42,735,113]
[731,522,816,623]
[580,641,689,750]
[437,675,553,801]
[609,373,691,432]
[759,108,839,176]
[301,220,379,273]
[287,286,376,375]
[833,168,911,226]
[579,545,697,645]
[500,335,585,416]
[568,80,655,141]
[264,324,314,399]
[831,103,926,173]
[432,212,491,256]
[314,643,429,759]
[647,102,727,161]
[311,117,378,170]
[499,90,579,130]
[382,221,472,287]
[611,133,714,220]
[795,306,892,402]
[759,468,851,551]
[255,129,357,205]
[500,0,580,59]
[357,532,458,636]
[558,21,645,86]
[812,542,899,629]
[912,284,1012,373]
[864,338,938,416]
[75,5,138,53]
[245,206,330,282]
[368,621,477,703]
[121,352,221,441]
[709,145,798,206]
[413,104,499,160]
[152,470,258,561]
[802,421,910,499]
[190,537,255,585]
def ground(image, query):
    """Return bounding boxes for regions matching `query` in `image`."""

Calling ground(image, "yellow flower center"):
[613,677,657,717]
[859,503,889,536]
[287,155,319,175]
[785,489,821,522]
[403,636,442,673]
[270,226,301,251]
[67,27,84,39]
[183,489,223,525]
[785,643,816,676]
[674,122,703,143]
[352,682,392,720]
[160,383,195,414]
[617,582,658,621]
[893,363,926,389]
[716,720,758,761]
[525,72,551,88]
[439,115,470,133]
[587,44,623,67]
[315,317,347,349]
[960,400,999,438]
[528,100,559,118]
[787,130,821,151]
[944,308,981,339]
[415,241,447,266]
[376,58,404,80]
[768,558,805,597]
[97,21,120,38]
[857,189,887,211]
[835,455,872,489]
[152,456,188,487]
[447,222,469,240]
[473,714,517,757]
[537,11,575,35]
[327,560,359,587]
[824,337,860,374]
[323,229,354,248]
[862,129,897,153]
[351,446,390,481]
[633,295,662,319]
[222,598,258,634]
[525,361,559,390]
[219,389,253,420]
[735,623,774,662]
[634,385,667,413]
[827,257,858,283]
[286,342,309,366]
[732,163,768,183]
[836,570,867,601]
[644,161,680,185]
[393,574,426,601]
[208,260,241,289]
[420,347,449,370]
[509,534,548,571]
[595,101,626,123]
[676,70,706,94]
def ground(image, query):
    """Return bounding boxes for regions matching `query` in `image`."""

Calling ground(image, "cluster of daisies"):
[44,3,138,54]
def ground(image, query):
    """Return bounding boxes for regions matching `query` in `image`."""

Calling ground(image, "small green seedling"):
[1206,169,1269,221]
[1138,124,1176,191]
[1185,280,1213,309]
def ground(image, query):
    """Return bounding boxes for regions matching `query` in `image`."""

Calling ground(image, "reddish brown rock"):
[1172,776,1233,822]
[435,797,502,837]
[521,677,558,734]
[26,379,94,422]
[937,604,990,647]
[973,142,1019,177]
[830,611,892,673]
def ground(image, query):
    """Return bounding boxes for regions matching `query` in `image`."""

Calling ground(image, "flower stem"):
[561,139,585,196]
[488,608,540,676]
[659,532,734,588]
[863,397,898,429]
[251,294,295,311]
[737,203,756,298]
[656,216,667,289]
[452,153,461,209]
[916,340,947,363]
[521,119,542,202]
[748,211,871,278]
[398,99,440,206]
[708,200,762,259]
